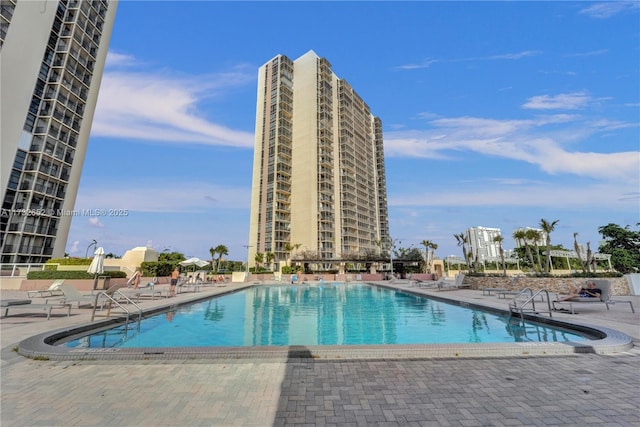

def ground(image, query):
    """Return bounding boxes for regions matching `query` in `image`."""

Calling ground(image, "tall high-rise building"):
[248,51,389,269]
[465,226,502,262]
[1,0,118,263]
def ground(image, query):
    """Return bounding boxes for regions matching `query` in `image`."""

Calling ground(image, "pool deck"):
[2,282,639,426]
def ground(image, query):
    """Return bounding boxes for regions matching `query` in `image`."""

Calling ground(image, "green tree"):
[493,235,506,276]
[284,242,301,266]
[525,229,543,272]
[209,246,216,269]
[586,241,594,273]
[573,232,587,273]
[540,218,559,273]
[265,252,275,270]
[454,233,470,271]
[598,223,640,273]
[513,229,535,272]
[254,252,264,270]
[420,240,438,273]
[158,251,186,264]
[213,245,228,272]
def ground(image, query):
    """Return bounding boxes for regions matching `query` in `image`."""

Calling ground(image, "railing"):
[0,263,48,277]
[91,287,142,329]
[508,288,553,326]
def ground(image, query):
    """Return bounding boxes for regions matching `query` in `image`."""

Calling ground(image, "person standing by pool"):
[132,270,141,289]
[169,267,179,297]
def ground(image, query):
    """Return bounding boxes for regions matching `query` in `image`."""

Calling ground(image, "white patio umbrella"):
[179,257,209,274]
[87,246,105,275]
[87,247,106,290]
[179,257,209,268]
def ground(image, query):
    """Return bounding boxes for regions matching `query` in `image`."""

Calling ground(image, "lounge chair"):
[437,274,468,290]
[27,279,65,298]
[2,299,71,320]
[412,277,445,288]
[126,283,163,302]
[454,274,469,288]
[57,283,102,308]
[482,287,508,296]
[176,276,200,294]
[553,280,635,314]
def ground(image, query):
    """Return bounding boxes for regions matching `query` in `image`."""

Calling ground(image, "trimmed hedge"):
[27,270,127,280]
[46,257,92,266]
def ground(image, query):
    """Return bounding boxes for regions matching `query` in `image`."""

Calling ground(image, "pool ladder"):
[91,288,143,329]
[508,287,553,326]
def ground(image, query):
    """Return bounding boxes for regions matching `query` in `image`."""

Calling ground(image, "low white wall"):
[0,277,24,290]
[624,273,640,295]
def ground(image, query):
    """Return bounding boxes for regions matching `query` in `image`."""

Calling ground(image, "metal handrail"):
[91,288,143,327]
[507,287,534,311]
[508,288,553,326]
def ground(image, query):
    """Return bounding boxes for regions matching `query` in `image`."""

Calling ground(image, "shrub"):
[27,270,126,280]
[46,257,92,266]
[140,261,176,277]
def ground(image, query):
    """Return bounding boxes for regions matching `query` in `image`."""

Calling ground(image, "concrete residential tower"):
[248,51,389,269]
[465,226,503,262]
[1,0,118,263]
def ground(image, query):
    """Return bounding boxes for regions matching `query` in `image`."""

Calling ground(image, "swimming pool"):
[63,283,587,349]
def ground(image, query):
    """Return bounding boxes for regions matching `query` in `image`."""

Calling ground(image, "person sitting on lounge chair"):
[557,281,601,302]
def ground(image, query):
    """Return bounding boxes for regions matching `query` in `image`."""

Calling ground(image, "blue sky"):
[67,1,640,263]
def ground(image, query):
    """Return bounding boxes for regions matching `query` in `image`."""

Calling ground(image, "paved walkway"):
[1,282,639,426]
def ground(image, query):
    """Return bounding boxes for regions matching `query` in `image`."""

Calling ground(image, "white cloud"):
[486,51,542,60]
[389,180,638,210]
[69,240,80,254]
[579,2,639,19]
[384,113,639,181]
[394,59,439,70]
[522,92,591,110]
[395,51,542,71]
[92,54,255,148]
[105,51,137,68]
[564,49,609,57]
[89,217,104,228]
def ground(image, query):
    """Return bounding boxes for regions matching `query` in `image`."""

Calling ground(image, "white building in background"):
[1,0,118,263]
[465,226,502,262]
[512,227,547,249]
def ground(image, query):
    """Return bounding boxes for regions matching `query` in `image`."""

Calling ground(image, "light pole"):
[85,239,97,258]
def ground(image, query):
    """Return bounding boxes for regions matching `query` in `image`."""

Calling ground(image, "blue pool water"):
[64,283,587,349]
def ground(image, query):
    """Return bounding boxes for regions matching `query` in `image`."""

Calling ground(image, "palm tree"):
[430,242,438,272]
[586,241,594,273]
[539,218,559,273]
[420,240,438,273]
[493,235,506,276]
[454,233,470,271]
[213,244,228,272]
[283,242,301,267]
[265,252,275,270]
[526,229,543,273]
[209,246,216,270]
[573,232,587,273]
[254,252,264,270]
[513,229,535,272]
